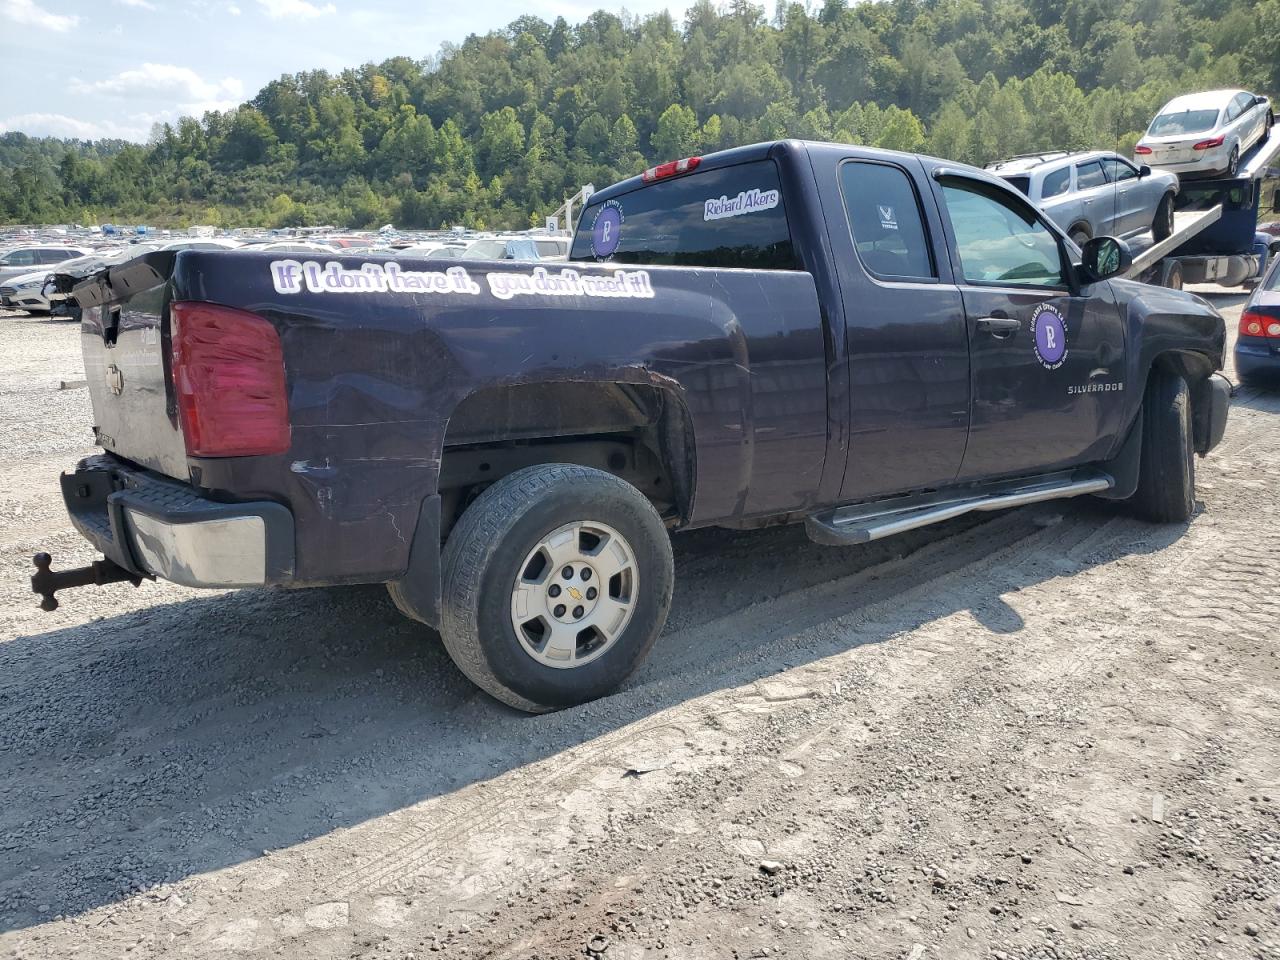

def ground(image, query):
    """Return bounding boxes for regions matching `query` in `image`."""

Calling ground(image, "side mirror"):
[1255,95,1269,106]
[1079,236,1132,283]
[1138,164,1152,178]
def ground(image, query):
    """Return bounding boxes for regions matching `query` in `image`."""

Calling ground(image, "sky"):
[0,0,688,143]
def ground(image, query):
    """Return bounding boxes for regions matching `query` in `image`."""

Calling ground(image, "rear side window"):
[1076,161,1106,189]
[1003,175,1031,196]
[1041,167,1071,198]
[570,159,799,269]
[839,160,935,281]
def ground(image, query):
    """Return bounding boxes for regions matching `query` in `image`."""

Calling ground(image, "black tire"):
[1128,372,1195,523]
[437,464,673,712]
[1226,145,1239,178]
[1163,259,1183,291]
[1152,192,1174,242]
[1069,226,1091,248]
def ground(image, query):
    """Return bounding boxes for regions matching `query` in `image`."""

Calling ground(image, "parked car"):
[0,246,93,284]
[461,237,543,260]
[7,248,155,317]
[393,243,467,259]
[36,139,1230,712]
[1236,253,1280,384]
[987,151,1180,245]
[532,236,571,260]
[246,240,337,254]
[157,238,243,252]
[1136,89,1273,179]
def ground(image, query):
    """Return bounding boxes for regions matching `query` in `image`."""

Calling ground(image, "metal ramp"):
[1122,206,1223,279]
[1238,121,1280,180]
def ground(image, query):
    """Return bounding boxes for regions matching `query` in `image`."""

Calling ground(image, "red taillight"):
[1239,309,1280,338]
[1134,144,1153,155]
[641,156,701,182]
[170,301,290,457]
[1193,135,1225,151]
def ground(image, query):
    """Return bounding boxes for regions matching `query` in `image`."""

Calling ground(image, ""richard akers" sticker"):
[703,187,780,221]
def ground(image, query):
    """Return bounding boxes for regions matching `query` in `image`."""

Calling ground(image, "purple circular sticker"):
[591,203,622,259]
[1032,305,1067,369]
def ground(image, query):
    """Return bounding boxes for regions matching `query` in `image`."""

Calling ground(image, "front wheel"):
[1128,372,1195,523]
[437,464,674,712]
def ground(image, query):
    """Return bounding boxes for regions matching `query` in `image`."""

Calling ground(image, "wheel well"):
[1069,221,1092,239]
[438,381,695,535]
[1149,351,1216,452]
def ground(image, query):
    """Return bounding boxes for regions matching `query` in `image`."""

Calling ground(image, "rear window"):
[571,159,800,270]
[1149,109,1220,136]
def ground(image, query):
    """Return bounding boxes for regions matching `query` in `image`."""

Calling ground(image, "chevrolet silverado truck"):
[34,140,1231,712]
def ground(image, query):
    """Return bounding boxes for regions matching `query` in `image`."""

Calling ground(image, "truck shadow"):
[0,492,1197,932]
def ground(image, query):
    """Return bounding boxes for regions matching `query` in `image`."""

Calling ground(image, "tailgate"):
[73,252,189,479]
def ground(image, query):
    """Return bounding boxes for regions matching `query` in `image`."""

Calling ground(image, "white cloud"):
[1,0,79,31]
[256,0,335,19]
[227,2,241,12]
[70,63,244,105]
[0,112,151,141]
[115,0,156,8]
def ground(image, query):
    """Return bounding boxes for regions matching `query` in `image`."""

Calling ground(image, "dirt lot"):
[0,294,1276,960]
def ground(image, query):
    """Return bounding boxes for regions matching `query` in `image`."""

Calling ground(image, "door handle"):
[975,316,1021,337]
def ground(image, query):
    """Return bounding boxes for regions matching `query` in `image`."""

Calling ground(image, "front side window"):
[941,180,1066,288]
[1041,167,1072,199]
[1103,158,1138,182]
[1076,161,1107,189]
[839,160,935,281]
[570,159,799,270]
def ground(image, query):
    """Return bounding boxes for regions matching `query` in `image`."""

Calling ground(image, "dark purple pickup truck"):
[36,139,1231,711]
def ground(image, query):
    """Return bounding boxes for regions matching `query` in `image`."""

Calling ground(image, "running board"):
[804,470,1114,546]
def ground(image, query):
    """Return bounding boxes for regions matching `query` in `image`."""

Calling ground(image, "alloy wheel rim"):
[509,521,639,669]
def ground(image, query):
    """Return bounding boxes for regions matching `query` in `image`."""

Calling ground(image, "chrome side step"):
[804,470,1114,546]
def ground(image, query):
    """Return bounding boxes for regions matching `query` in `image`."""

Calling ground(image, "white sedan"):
[1135,89,1273,179]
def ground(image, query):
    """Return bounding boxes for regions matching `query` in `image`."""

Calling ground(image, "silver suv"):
[985,151,1180,245]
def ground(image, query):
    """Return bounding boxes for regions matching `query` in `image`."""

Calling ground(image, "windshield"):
[1265,259,1280,292]
[571,158,799,269]
[1149,109,1220,136]
[463,240,509,260]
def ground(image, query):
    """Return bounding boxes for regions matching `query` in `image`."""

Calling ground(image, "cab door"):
[1073,159,1116,236]
[932,174,1128,482]
[1102,157,1147,236]
[825,155,971,502]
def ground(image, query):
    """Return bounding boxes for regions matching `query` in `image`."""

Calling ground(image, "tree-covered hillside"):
[1,0,1276,229]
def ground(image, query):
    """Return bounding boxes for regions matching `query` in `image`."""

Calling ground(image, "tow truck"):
[1126,121,1280,289]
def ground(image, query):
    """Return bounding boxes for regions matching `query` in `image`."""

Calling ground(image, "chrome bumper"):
[62,454,294,589]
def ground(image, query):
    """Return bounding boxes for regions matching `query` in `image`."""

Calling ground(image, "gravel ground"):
[0,293,1277,960]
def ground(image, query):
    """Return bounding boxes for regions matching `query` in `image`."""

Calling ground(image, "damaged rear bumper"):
[59,454,295,590]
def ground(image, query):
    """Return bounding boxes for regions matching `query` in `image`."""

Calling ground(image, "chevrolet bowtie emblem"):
[568,587,584,601]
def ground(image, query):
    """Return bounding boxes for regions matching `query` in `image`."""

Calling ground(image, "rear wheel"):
[1152,193,1175,242]
[1226,145,1240,177]
[438,464,674,712]
[1128,372,1195,523]
[1069,226,1091,248]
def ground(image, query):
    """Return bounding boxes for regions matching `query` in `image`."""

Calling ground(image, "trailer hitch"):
[30,552,142,612]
